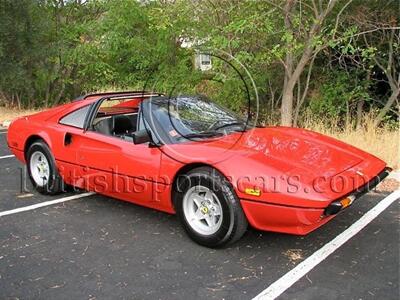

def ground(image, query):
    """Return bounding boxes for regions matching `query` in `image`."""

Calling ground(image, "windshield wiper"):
[179,131,224,140]
[214,122,247,131]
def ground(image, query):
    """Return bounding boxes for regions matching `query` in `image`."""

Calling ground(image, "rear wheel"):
[27,141,65,195]
[175,167,248,248]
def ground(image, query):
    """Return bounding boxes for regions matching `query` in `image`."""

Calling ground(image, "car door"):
[69,96,166,209]
[74,130,163,207]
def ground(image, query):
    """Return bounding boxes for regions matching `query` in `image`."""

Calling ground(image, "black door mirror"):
[132,129,152,145]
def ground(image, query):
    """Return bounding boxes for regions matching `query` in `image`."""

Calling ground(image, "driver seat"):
[113,115,134,136]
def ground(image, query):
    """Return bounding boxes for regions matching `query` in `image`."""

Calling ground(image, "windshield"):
[145,95,248,144]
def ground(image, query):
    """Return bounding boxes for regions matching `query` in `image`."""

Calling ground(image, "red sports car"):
[7,91,390,247]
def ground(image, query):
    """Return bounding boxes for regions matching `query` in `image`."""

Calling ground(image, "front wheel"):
[174,167,248,248]
[27,140,65,195]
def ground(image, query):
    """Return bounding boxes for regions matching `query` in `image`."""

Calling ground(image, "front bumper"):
[240,167,392,235]
[324,167,392,216]
[240,199,334,235]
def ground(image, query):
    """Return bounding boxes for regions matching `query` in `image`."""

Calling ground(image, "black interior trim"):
[84,93,159,131]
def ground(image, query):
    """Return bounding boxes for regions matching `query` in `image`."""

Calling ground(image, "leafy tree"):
[331,0,399,126]
[0,0,397,129]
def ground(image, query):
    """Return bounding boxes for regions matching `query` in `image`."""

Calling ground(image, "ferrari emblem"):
[244,188,261,196]
[201,206,209,214]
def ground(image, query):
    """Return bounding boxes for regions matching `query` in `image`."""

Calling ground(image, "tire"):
[174,167,248,248]
[26,140,65,195]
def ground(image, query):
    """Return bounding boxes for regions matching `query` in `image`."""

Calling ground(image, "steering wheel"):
[206,118,234,131]
[207,120,221,131]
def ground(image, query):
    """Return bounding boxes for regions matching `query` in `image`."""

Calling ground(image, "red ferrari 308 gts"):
[7,91,390,247]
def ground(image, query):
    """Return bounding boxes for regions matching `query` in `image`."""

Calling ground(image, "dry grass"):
[302,113,400,170]
[0,106,39,123]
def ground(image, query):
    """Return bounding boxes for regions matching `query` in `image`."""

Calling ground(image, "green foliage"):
[309,70,371,118]
[75,0,200,95]
[0,0,397,127]
[0,0,105,107]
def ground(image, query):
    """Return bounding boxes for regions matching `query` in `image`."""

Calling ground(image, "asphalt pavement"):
[0,128,398,299]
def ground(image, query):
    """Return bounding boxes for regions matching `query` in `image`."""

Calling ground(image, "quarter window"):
[59,105,90,128]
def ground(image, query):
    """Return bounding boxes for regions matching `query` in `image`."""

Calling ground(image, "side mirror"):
[132,129,152,145]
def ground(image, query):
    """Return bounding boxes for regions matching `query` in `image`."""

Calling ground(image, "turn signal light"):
[325,195,356,216]
[340,198,352,208]
[340,195,355,209]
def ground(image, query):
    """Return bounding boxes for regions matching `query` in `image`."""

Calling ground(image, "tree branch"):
[293,51,317,126]
[332,0,354,39]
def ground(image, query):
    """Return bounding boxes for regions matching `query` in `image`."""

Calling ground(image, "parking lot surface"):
[0,128,398,299]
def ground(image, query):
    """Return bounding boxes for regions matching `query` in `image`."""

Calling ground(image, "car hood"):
[166,126,369,176]
[239,126,364,178]
[163,126,386,206]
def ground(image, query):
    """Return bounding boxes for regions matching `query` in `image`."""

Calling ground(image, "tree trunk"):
[279,0,339,126]
[373,87,400,127]
[281,0,295,126]
[45,85,50,108]
[16,93,21,110]
[281,79,296,126]
[281,93,293,126]
[371,29,399,127]
[356,100,364,129]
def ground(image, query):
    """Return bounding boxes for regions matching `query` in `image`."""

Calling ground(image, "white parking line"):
[0,132,7,135]
[0,154,15,159]
[253,189,400,300]
[0,192,95,217]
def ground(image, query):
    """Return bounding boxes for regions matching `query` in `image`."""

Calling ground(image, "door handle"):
[64,132,73,146]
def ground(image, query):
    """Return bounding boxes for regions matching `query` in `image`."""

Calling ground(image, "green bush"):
[309,70,371,119]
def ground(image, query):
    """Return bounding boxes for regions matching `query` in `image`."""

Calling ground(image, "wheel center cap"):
[201,206,209,214]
